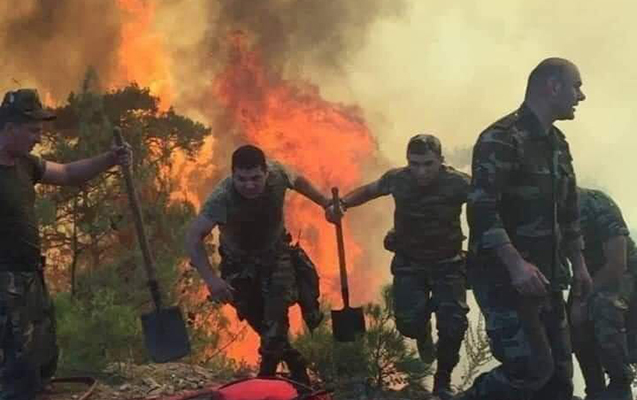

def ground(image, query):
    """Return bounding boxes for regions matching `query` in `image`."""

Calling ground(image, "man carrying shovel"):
[185,144,330,386]
[326,134,471,400]
[0,89,132,400]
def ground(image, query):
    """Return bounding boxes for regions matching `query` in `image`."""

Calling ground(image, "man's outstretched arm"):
[41,142,132,186]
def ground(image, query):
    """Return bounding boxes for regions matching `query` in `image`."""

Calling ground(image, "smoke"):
[212,1,406,70]
[4,1,634,390]
[0,1,122,99]
[334,2,637,232]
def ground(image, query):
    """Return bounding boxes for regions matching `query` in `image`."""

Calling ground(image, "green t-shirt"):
[0,154,46,270]
[200,161,296,255]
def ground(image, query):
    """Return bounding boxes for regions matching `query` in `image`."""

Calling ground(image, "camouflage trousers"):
[0,270,58,400]
[570,291,634,399]
[466,275,573,400]
[220,244,307,376]
[390,254,469,374]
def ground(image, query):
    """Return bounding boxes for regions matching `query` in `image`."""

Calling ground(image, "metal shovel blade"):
[331,306,366,342]
[141,306,191,363]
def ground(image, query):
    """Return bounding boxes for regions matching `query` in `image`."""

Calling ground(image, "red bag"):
[142,377,332,400]
[217,377,332,400]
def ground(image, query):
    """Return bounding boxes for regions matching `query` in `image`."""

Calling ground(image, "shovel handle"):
[113,127,162,310]
[332,187,350,309]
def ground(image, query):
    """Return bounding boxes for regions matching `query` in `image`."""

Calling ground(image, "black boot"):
[283,350,311,387]
[257,355,280,377]
[433,370,454,400]
[601,379,632,400]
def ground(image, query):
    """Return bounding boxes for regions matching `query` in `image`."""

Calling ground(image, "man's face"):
[552,64,586,120]
[407,151,442,186]
[4,121,43,156]
[232,166,268,199]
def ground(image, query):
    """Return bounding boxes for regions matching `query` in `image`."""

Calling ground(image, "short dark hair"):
[407,134,442,157]
[232,145,267,172]
[526,57,573,96]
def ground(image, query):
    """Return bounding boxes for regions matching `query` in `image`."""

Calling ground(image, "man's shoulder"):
[580,188,617,213]
[477,110,521,143]
[383,167,408,179]
[16,154,46,182]
[207,177,234,202]
[442,165,470,183]
[379,167,409,186]
[266,159,296,186]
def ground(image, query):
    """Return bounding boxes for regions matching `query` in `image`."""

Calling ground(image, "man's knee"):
[436,310,469,341]
[508,356,555,391]
[395,314,430,339]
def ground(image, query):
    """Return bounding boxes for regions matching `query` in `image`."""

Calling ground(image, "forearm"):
[65,151,116,185]
[592,264,624,292]
[592,236,628,291]
[186,236,219,284]
[342,184,380,208]
[294,176,330,208]
[496,243,525,275]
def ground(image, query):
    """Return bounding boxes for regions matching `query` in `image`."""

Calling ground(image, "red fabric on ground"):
[218,378,298,400]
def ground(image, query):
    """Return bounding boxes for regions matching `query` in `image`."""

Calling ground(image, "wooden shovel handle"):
[113,127,162,310]
[332,187,350,308]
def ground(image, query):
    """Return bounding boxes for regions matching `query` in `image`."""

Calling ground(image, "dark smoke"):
[207,0,408,72]
[0,1,122,99]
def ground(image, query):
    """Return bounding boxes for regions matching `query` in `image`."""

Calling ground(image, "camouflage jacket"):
[379,165,470,262]
[579,187,637,280]
[467,104,581,287]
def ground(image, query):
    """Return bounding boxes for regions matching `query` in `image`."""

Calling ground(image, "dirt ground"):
[45,362,437,400]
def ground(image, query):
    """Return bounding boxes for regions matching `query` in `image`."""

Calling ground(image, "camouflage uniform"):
[201,161,320,380]
[570,188,636,399]
[0,152,59,400]
[464,104,580,400]
[378,165,470,388]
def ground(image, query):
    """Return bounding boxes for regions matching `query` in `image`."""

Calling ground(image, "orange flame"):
[116,0,173,109]
[210,33,380,363]
[110,5,382,365]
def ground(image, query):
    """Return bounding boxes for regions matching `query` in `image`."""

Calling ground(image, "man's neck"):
[524,98,555,133]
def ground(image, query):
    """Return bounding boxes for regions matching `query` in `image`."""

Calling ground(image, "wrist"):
[340,199,349,212]
[496,244,524,272]
[106,149,118,166]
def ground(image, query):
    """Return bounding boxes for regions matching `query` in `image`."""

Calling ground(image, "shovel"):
[330,187,366,342]
[113,127,191,363]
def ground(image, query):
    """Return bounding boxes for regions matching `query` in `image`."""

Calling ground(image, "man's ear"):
[547,76,562,97]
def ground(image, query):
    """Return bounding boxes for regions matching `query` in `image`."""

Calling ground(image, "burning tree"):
[36,72,233,372]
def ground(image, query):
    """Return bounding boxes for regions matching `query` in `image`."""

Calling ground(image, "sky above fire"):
[1,0,634,393]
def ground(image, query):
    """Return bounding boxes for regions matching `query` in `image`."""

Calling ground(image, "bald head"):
[526,57,575,97]
[524,57,586,122]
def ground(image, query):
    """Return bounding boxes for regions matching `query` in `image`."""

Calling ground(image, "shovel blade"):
[141,306,191,363]
[331,307,366,342]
